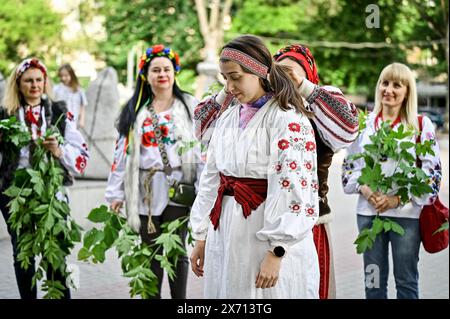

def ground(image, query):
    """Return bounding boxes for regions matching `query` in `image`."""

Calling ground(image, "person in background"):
[54,63,88,129]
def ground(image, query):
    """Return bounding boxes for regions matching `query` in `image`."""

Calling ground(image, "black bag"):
[168,181,196,207]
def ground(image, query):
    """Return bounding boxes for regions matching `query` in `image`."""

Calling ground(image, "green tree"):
[228,0,448,99]
[0,0,62,75]
[99,0,204,83]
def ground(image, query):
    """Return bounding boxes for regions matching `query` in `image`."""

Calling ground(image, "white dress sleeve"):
[189,127,221,240]
[59,113,89,175]
[256,110,319,250]
[411,116,442,206]
[105,135,127,203]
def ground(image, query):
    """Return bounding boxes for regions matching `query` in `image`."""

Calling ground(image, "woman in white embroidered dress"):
[0,58,89,299]
[189,35,320,298]
[342,63,442,299]
[105,45,202,299]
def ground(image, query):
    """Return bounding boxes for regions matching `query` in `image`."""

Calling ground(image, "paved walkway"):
[0,137,448,299]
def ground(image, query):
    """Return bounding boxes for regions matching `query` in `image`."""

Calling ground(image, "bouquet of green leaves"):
[1,118,83,298]
[78,205,191,298]
[349,117,435,254]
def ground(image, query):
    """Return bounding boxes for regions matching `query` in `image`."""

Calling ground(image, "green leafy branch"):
[3,124,82,299]
[0,116,31,147]
[354,216,405,254]
[350,119,435,254]
[78,205,190,299]
[434,221,449,235]
[177,139,206,156]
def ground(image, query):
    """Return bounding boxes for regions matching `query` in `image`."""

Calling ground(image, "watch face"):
[274,246,285,257]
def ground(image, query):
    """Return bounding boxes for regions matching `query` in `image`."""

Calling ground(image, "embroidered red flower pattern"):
[76,156,87,173]
[288,122,301,132]
[300,179,308,188]
[289,161,298,170]
[312,182,319,191]
[142,130,157,147]
[304,161,313,171]
[275,163,282,174]
[306,207,315,216]
[305,141,316,151]
[279,177,294,191]
[164,114,172,121]
[278,139,290,150]
[289,201,301,214]
[160,125,169,137]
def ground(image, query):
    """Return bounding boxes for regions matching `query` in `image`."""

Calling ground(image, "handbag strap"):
[416,115,424,168]
[146,100,173,177]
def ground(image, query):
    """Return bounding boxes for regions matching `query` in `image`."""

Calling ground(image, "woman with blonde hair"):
[0,58,89,299]
[342,62,442,299]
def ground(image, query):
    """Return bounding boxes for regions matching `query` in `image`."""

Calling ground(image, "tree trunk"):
[194,0,232,99]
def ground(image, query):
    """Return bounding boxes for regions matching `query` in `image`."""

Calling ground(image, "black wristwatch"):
[271,246,286,258]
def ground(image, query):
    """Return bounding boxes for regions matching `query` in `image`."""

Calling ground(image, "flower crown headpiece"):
[16,58,47,81]
[138,44,181,79]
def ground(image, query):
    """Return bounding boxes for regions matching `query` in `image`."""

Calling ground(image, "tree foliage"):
[99,0,204,83]
[228,0,448,97]
[0,0,62,75]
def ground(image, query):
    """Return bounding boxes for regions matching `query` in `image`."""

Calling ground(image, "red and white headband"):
[16,58,47,81]
[220,48,269,79]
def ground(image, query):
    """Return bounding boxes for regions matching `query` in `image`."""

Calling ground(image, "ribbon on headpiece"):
[16,58,47,81]
[220,48,269,79]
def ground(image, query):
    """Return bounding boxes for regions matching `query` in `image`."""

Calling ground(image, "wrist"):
[394,195,401,208]
[268,245,286,258]
[53,147,63,159]
[298,77,316,98]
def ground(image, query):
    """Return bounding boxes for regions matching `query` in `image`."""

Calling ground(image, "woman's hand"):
[372,194,400,213]
[360,185,380,207]
[255,251,282,289]
[190,240,206,277]
[110,200,123,213]
[285,66,304,89]
[42,136,62,158]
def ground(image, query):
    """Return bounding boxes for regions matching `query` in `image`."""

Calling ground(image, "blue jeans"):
[357,214,421,299]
